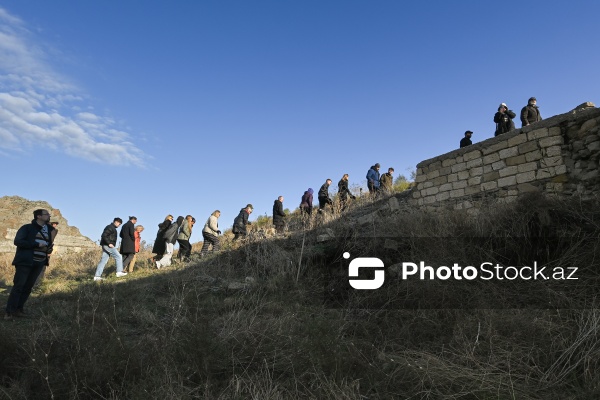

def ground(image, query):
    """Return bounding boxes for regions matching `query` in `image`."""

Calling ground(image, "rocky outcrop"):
[0,196,97,254]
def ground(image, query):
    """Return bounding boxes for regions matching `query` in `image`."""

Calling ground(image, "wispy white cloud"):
[0,7,146,167]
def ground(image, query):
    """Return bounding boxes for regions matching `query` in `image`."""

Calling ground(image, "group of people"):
[460,97,543,148]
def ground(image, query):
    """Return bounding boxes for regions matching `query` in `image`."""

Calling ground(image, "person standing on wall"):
[494,103,516,136]
[5,209,55,320]
[520,97,542,127]
[460,131,473,148]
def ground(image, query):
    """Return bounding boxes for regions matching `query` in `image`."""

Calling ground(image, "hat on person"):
[246,204,254,210]
[500,103,507,108]
[465,130,473,135]
[528,97,537,103]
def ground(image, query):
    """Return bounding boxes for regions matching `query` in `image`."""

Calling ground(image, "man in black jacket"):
[337,174,356,212]
[520,97,542,127]
[318,179,333,212]
[93,217,127,281]
[460,131,473,148]
[494,103,516,136]
[272,196,286,234]
[233,204,253,241]
[5,209,55,320]
[120,216,137,272]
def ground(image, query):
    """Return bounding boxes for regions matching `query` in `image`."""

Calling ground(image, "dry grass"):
[1,193,599,399]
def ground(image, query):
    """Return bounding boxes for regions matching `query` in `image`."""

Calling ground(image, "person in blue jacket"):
[366,163,381,194]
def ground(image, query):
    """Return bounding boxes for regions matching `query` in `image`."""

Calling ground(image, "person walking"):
[34,220,59,289]
[126,225,144,273]
[152,215,173,262]
[379,167,395,195]
[156,216,184,269]
[4,209,55,320]
[520,97,542,127]
[460,131,473,148]
[120,216,137,272]
[318,179,333,212]
[177,215,194,262]
[366,164,381,195]
[232,204,253,241]
[272,196,286,234]
[201,210,221,256]
[337,174,356,212]
[494,103,516,136]
[300,188,314,215]
[94,218,127,281]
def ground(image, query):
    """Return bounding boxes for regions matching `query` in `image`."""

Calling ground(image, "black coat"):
[460,137,472,148]
[12,221,55,267]
[119,220,136,254]
[338,179,352,200]
[520,105,542,127]
[318,182,330,199]
[152,220,171,254]
[494,110,516,136]
[100,223,118,247]
[272,200,285,227]
[233,209,250,234]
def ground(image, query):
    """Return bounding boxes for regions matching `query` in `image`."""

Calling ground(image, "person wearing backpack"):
[156,216,184,269]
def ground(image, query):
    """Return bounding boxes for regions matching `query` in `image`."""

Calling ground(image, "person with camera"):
[494,103,516,136]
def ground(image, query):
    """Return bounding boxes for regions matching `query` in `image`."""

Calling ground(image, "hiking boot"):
[115,271,128,277]
[93,276,104,281]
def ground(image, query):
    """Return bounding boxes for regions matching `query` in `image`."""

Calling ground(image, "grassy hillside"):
[1,193,599,399]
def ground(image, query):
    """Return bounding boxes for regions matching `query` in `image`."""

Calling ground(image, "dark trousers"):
[274,223,285,234]
[318,196,333,210]
[177,239,192,260]
[6,261,45,314]
[122,253,135,270]
[233,232,246,241]
[201,232,220,254]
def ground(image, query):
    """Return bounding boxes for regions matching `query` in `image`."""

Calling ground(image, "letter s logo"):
[348,257,385,290]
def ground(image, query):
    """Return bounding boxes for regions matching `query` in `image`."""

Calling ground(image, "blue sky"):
[1,1,599,244]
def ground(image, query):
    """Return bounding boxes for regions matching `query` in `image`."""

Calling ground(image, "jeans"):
[95,245,124,277]
[156,242,174,268]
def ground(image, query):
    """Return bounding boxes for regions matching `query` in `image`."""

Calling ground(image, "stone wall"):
[410,103,600,212]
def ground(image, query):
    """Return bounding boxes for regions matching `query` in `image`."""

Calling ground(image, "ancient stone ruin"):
[0,196,97,254]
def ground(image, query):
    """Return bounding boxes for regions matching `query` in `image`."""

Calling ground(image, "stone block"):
[483,165,493,173]
[548,127,562,137]
[517,183,540,193]
[518,141,538,154]
[516,171,536,183]
[482,140,508,155]
[483,153,500,165]
[540,156,563,168]
[452,180,468,189]
[499,166,519,178]
[466,158,483,168]
[442,158,457,167]
[415,174,427,183]
[481,181,498,191]
[439,166,452,176]
[517,162,538,173]
[464,150,482,161]
[439,183,453,192]
[468,176,481,185]
[505,155,526,166]
[544,145,562,157]
[525,150,543,162]
[508,134,528,147]
[450,188,465,198]
[555,165,567,175]
[527,128,549,140]
[552,173,568,183]
[498,176,517,187]
[423,187,439,196]
[492,160,507,170]
[423,181,433,189]
[432,176,448,185]
[499,147,519,159]
[412,191,421,199]
[539,136,564,148]
[435,192,450,201]
[584,134,600,145]
[483,171,500,182]
[587,141,600,151]
[464,185,481,195]
[580,118,598,133]
[582,170,600,180]
[457,170,469,180]
[423,196,436,205]
[448,173,458,183]
[536,168,556,180]
[426,170,440,180]
[469,167,483,177]
[451,162,468,173]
